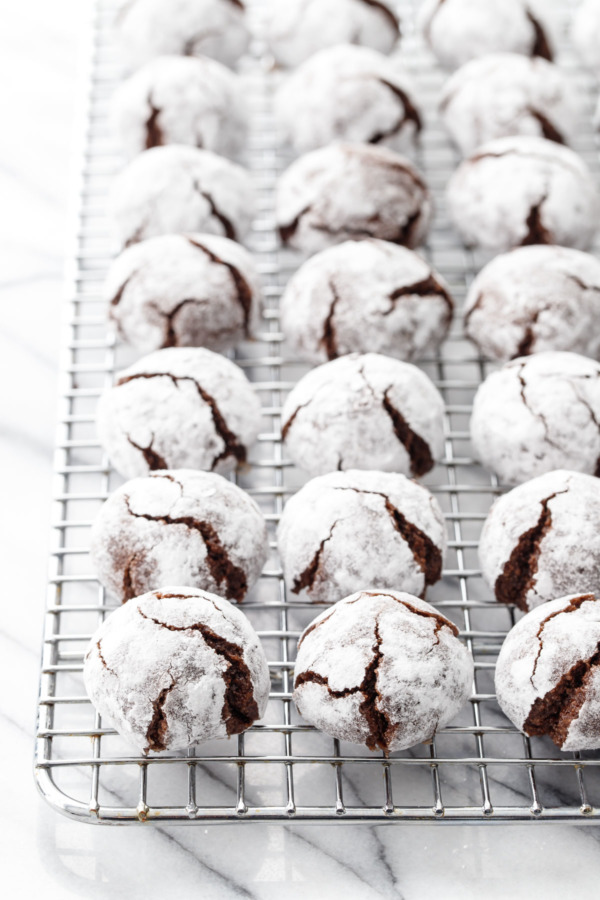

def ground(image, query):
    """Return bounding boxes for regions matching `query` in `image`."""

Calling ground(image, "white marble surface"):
[4,0,600,896]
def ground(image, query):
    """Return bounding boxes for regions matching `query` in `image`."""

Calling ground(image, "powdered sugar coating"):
[464,245,600,362]
[84,588,271,753]
[112,55,247,161]
[278,470,447,605]
[495,593,600,750]
[276,143,432,255]
[293,590,473,752]
[115,0,250,70]
[265,0,400,69]
[96,347,262,479]
[471,351,600,485]
[105,233,262,353]
[281,352,445,478]
[447,136,599,253]
[110,145,255,249]
[275,45,421,155]
[440,53,576,157]
[90,470,268,604]
[479,470,600,611]
[281,240,453,364]
[573,0,600,73]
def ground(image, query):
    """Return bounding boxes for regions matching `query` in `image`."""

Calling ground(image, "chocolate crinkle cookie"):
[293,590,473,753]
[110,145,255,249]
[495,592,600,750]
[90,470,268,604]
[446,136,599,253]
[479,470,600,612]
[420,0,554,71]
[278,470,447,605]
[280,240,452,364]
[115,0,250,70]
[264,0,400,69]
[276,143,432,256]
[112,55,247,161]
[105,233,262,354]
[440,53,576,157]
[471,351,600,485]
[464,245,600,362]
[275,45,421,155]
[281,352,444,478]
[97,347,261,479]
[84,588,270,753]
[573,0,600,74]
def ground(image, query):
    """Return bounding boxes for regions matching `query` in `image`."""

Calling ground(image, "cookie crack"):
[148,297,209,348]
[126,432,168,470]
[145,92,164,149]
[297,607,338,649]
[530,593,595,688]
[567,381,600,475]
[145,676,176,753]
[96,639,117,677]
[384,272,453,318]
[369,78,422,144]
[109,270,139,308]
[190,179,236,240]
[517,363,563,451]
[526,107,564,144]
[362,590,458,641]
[356,0,400,34]
[187,236,253,334]
[526,10,553,61]
[521,194,551,245]
[319,278,342,360]
[291,520,340,594]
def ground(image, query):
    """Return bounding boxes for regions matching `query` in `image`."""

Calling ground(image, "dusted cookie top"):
[464,245,600,362]
[471,351,600,485]
[495,592,600,751]
[265,0,400,68]
[115,0,250,70]
[112,55,247,161]
[573,0,600,73]
[91,470,268,604]
[281,240,452,364]
[278,470,447,605]
[277,143,432,255]
[275,45,421,155]
[84,588,270,753]
[293,590,473,753]
[440,53,575,157]
[281,352,445,478]
[97,347,262,479]
[479,470,600,612]
[110,145,255,249]
[447,136,598,252]
[105,233,262,353]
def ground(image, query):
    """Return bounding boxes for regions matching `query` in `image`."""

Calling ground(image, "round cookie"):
[280,240,453,364]
[115,0,250,70]
[105,233,262,353]
[275,45,421,155]
[464,245,600,362]
[420,0,554,71]
[110,145,255,249]
[90,470,268,604]
[479,470,600,612]
[265,0,400,69]
[446,136,599,252]
[97,347,262,479]
[573,0,600,74]
[470,351,600,485]
[293,590,473,753]
[277,143,432,255]
[281,352,445,478]
[112,55,247,161]
[440,54,576,157]
[495,592,600,750]
[84,588,270,753]
[278,470,447,605]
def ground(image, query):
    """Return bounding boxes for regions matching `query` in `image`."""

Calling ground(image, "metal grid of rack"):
[35,0,600,824]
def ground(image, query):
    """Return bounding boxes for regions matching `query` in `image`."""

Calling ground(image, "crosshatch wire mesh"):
[35,0,600,824]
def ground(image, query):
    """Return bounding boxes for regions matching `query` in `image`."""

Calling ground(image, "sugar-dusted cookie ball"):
[281,352,445,478]
[293,590,473,752]
[447,136,599,252]
[84,588,270,753]
[471,351,600,485]
[278,470,447,605]
[495,592,600,750]
[573,0,600,73]
[464,246,600,362]
[90,470,268,603]
[105,233,262,353]
[110,146,255,248]
[479,470,600,611]
[97,347,262,479]
[281,240,452,364]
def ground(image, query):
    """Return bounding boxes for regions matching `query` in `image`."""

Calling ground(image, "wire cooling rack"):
[35,0,600,824]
